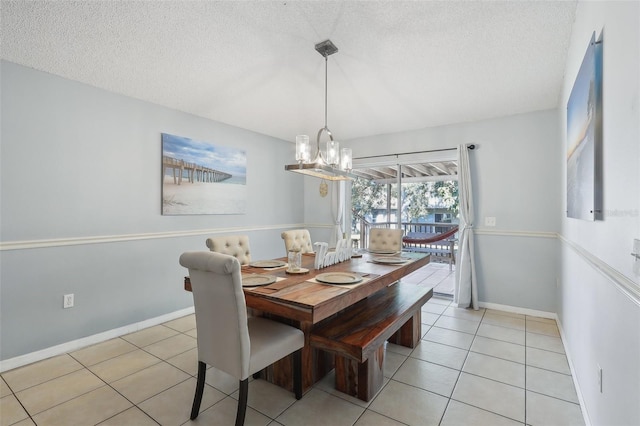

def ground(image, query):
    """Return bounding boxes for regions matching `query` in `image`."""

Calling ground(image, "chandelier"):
[284,40,357,181]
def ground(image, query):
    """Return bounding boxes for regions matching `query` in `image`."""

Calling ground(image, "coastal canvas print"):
[566,31,603,221]
[162,133,247,215]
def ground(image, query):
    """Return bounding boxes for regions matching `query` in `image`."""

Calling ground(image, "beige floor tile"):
[526,391,585,425]
[442,306,485,322]
[0,377,11,398]
[526,332,565,354]
[2,354,83,392]
[111,362,190,404]
[8,419,35,426]
[70,338,137,366]
[421,312,441,326]
[276,388,364,426]
[477,323,525,345]
[121,325,179,348]
[369,380,448,425]
[163,314,196,332]
[89,349,161,383]
[205,366,241,395]
[526,366,578,403]
[482,312,526,331]
[143,333,197,360]
[139,377,225,426]
[462,352,525,388]
[1,394,29,426]
[422,302,448,315]
[470,336,525,364]
[384,342,413,356]
[526,320,560,337]
[98,407,157,426]
[441,400,523,426]
[526,347,571,374]
[434,315,480,334]
[423,326,474,350]
[230,379,297,419]
[16,369,104,415]
[451,372,525,423]
[383,350,407,378]
[411,339,468,370]
[392,358,460,397]
[485,309,525,320]
[526,315,557,325]
[187,396,271,426]
[428,297,452,306]
[354,409,405,425]
[31,385,131,426]
[166,347,199,376]
[184,328,198,338]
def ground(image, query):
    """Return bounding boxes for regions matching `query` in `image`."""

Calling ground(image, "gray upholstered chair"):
[281,229,314,255]
[179,251,304,426]
[368,228,404,253]
[206,235,252,265]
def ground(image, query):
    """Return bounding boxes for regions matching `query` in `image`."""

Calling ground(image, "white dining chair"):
[179,251,304,426]
[368,228,404,252]
[205,235,252,265]
[281,229,314,255]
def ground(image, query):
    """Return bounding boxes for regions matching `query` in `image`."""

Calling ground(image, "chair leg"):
[235,379,249,426]
[190,361,206,420]
[293,349,302,400]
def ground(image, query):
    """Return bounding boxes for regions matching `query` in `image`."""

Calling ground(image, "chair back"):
[281,229,314,255]
[206,235,252,265]
[179,251,250,379]
[368,228,403,252]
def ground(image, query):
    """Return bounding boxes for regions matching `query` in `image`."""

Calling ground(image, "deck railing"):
[352,213,458,251]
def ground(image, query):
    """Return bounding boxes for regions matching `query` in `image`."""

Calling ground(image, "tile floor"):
[403,262,455,296]
[1,297,585,426]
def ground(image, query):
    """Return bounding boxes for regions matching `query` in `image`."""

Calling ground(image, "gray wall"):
[0,61,309,360]
[346,109,562,312]
[557,2,640,425]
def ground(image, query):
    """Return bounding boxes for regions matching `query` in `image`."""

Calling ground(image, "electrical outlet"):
[63,294,74,309]
[597,364,603,393]
[485,216,496,227]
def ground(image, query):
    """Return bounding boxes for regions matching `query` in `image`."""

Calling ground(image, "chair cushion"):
[247,317,304,376]
[281,229,314,255]
[368,228,403,252]
[206,235,251,265]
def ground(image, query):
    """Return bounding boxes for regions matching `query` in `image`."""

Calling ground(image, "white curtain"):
[454,144,478,310]
[331,181,345,246]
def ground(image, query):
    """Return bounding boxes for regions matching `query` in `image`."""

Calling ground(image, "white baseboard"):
[478,301,555,319]
[0,307,195,373]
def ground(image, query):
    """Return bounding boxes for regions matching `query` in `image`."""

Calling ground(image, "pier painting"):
[162,133,247,215]
[566,31,602,221]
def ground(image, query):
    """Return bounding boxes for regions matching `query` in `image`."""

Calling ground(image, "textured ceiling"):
[1,1,577,142]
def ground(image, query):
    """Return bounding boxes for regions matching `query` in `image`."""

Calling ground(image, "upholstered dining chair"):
[206,235,252,265]
[368,228,404,253]
[281,229,314,255]
[179,251,304,426]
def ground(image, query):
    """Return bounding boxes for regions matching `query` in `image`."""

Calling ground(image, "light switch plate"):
[485,217,496,227]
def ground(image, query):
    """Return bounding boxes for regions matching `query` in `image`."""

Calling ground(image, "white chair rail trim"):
[558,233,640,307]
[0,224,325,251]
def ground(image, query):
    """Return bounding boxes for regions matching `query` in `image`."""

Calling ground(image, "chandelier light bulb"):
[326,140,339,166]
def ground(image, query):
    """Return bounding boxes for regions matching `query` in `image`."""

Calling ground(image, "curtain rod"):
[353,144,475,161]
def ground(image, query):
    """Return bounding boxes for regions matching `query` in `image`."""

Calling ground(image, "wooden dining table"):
[184,251,431,393]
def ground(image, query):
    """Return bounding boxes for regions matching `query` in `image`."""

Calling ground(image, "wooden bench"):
[310,283,432,401]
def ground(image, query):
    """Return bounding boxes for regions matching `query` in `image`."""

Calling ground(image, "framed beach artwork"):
[161,133,247,215]
[566,31,603,221]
